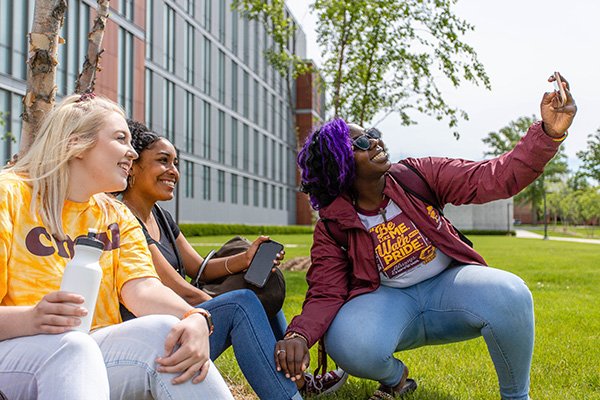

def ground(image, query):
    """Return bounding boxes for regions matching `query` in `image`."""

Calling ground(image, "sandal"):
[368,365,417,400]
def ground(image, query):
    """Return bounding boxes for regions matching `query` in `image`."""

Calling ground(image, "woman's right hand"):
[275,336,310,381]
[28,291,88,335]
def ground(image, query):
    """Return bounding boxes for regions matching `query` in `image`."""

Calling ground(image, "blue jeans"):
[200,289,302,400]
[324,265,534,400]
[0,315,233,399]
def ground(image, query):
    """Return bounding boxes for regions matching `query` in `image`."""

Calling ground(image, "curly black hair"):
[126,119,162,155]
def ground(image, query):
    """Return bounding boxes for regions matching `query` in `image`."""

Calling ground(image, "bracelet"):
[224,258,234,275]
[284,331,308,345]
[182,308,214,335]
[551,131,568,142]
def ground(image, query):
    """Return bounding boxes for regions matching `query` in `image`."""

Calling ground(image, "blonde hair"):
[6,94,125,240]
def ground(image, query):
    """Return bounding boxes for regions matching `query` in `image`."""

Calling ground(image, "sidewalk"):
[515,229,600,245]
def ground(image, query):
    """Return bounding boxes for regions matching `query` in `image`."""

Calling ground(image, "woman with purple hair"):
[274,74,577,400]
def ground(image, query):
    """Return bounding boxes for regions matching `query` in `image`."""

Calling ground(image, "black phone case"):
[244,240,283,288]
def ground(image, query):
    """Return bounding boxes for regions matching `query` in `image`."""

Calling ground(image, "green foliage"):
[483,116,569,223]
[179,223,314,237]
[231,0,311,80]
[313,0,490,133]
[577,128,600,183]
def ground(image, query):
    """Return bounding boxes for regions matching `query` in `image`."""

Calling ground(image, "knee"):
[324,329,391,375]
[59,331,104,364]
[493,273,533,312]
[216,289,264,315]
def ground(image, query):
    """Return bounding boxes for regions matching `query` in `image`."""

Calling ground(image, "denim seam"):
[425,307,517,392]
[208,301,298,400]
[105,359,174,400]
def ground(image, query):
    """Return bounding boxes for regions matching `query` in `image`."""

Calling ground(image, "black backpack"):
[321,160,473,249]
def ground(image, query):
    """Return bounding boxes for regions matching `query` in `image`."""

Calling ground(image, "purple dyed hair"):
[297,118,356,210]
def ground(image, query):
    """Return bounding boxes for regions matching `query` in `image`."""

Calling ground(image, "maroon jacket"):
[287,122,561,347]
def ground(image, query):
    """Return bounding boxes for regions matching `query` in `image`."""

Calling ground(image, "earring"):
[128,175,135,187]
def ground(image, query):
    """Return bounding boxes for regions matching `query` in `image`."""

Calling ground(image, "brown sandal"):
[368,366,417,400]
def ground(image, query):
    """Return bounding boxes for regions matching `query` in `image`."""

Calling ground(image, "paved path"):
[515,229,600,245]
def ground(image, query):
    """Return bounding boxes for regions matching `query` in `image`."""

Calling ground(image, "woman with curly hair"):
[274,74,577,400]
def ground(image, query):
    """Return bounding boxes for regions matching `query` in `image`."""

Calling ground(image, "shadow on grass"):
[320,377,461,400]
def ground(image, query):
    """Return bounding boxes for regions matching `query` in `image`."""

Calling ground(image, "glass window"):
[187,0,195,17]
[263,87,268,129]
[253,129,259,174]
[243,18,249,64]
[242,71,249,118]
[243,177,249,205]
[231,61,238,111]
[263,182,268,208]
[218,170,225,202]
[271,184,276,209]
[218,50,225,103]
[218,110,225,163]
[13,1,28,79]
[146,0,153,59]
[184,161,194,198]
[163,80,175,142]
[203,101,211,159]
[253,179,259,207]
[185,92,194,153]
[204,0,212,32]
[231,117,238,167]
[231,174,238,204]
[165,5,175,73]
[186,23,195,84]
[0,1,12,74]
[118,29,134,116]
[218,0,225,41]
[279,187,283,210]
[243,124,249,170]
[253,79,259,123]
[262,135,268,177]
[231,9,238,54]
[145,69,153,129]
[203,36,212,95]
[0,90,11,164]
[203,166,211,200]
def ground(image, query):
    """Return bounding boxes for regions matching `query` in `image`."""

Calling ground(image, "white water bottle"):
[60,228,104,333]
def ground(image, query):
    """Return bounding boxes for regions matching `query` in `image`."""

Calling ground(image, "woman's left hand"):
[155,314,211,384]
[541,73,577,137]
[245,236,286,270]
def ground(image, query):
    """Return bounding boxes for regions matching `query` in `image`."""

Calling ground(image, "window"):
[146,0,153,59]
[165,5,175,73]
[243,124,249,170]
[121,0,134,20]
[218,50,225,103]
[204,0,212,32]
[185,23,195,84]
[242,71,249,118]
[279,143,284,182]
[203,166,211,200]
[203,101,211,159]
[253,22,260,72]
[253,180,259,207]
[253,79,259,123]
[12,0,28,79]
[218,110,225,163]
[0,1,12,74]
[187,0,195,17]
[118,29,134,116]
[231,61,238,111]
[231,174,238,204]
[271,184,276,209]
[253,129,259,174]
[218,0,225,41]
[145,69,153,128]
[279,187,283,210]
[243,177,249,205]
[185,92,194,153]
[163,80,175,142]
[263,182,268,208]
[231,9,239,54]
[262,135,268,177]
[218,170,225,202]
[243,18,249,64]
[203,36,212,95]
[184,161,194,198]
[231,117,238,167]
[262,87,268,129]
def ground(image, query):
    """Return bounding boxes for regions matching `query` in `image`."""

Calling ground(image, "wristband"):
[284,331,308,345]
[551,131,568,142]
[182,308,214,336]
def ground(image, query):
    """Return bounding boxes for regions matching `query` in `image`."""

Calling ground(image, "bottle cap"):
[74,228,105,250]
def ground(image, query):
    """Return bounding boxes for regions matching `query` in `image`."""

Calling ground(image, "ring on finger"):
[276,349,286,356]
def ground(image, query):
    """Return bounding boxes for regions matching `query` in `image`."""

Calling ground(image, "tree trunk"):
[20,0,67,156]
[75,0,110,94]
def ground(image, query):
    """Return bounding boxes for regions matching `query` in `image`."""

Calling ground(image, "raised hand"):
[541,73,577,137]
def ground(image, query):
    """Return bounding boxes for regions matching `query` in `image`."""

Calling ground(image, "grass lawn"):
[191,235,600,400]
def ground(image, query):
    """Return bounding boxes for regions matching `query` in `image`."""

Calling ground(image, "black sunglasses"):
[352,127,382,151]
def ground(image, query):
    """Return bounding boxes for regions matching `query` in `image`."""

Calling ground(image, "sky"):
[285,0,600,172]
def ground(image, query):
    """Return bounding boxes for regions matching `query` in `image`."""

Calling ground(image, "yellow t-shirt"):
[0,172,159,330]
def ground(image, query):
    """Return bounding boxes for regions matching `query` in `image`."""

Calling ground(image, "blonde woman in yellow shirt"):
[0,94,233,399]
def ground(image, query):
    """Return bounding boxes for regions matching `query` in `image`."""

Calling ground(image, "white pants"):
[0,315,233,400]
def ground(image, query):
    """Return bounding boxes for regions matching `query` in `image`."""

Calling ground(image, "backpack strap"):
[390,161,443,214]
[321,218,348,251]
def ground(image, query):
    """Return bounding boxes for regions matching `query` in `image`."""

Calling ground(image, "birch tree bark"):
[20,0,67,156]
[75,0,110,94]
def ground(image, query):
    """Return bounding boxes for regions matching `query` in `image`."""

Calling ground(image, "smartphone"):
[244,240,284,288]
[553,71,567,106]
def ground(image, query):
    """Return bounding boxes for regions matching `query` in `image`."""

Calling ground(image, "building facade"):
[0,0,322,225]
